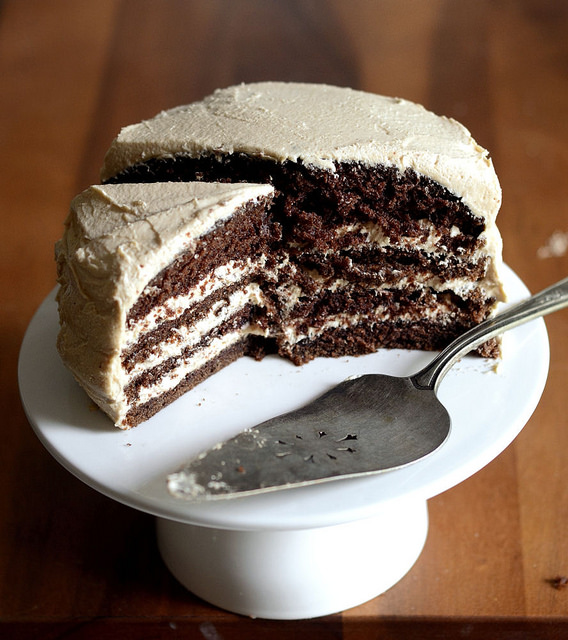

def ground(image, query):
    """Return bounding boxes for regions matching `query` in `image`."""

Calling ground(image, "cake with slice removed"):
[56,82,506,429]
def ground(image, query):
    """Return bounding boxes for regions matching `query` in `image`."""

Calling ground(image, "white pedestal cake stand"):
[19,266,549,620]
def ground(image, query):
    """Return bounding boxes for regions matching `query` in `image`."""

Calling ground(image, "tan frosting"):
[56,181,274,423]
[101,82,502,225]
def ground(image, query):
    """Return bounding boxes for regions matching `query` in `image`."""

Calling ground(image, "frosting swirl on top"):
[101,82,501,222]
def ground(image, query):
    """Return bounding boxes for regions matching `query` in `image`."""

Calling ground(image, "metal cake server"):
[167,276,568,501]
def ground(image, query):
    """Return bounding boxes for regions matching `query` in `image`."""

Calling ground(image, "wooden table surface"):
[2,1,568,637]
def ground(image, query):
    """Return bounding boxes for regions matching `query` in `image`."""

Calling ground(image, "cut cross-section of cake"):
[101,82,505,363]
[56,181,276,428]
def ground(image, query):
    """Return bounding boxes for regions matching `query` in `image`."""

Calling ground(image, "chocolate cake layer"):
[280,320,500,365]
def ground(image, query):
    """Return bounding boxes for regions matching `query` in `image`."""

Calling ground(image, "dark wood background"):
[2,1,568,637]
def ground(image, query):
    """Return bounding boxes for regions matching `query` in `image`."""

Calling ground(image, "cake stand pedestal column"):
[156,498,428,620]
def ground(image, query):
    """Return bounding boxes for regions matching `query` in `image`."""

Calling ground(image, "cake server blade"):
[167,276,568,501]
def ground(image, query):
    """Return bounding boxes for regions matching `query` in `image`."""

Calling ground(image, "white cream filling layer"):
[289,219,483,256]
[135,328,248,406]
[281,301,456,346]
[126,282,266,381]
[125,258,265,347]
[338,220,463,253]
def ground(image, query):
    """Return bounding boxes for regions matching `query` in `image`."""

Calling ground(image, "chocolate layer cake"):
[57,83,505,429]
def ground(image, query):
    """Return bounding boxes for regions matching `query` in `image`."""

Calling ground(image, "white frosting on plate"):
[101,82,502,225]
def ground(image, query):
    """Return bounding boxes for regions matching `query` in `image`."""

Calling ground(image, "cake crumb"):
[547,575,568,590]
[537,230,568,258]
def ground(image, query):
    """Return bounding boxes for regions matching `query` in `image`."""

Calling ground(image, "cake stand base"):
[156,498,428,620]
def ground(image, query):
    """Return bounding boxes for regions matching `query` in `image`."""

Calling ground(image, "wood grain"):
[2,0,568,637]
